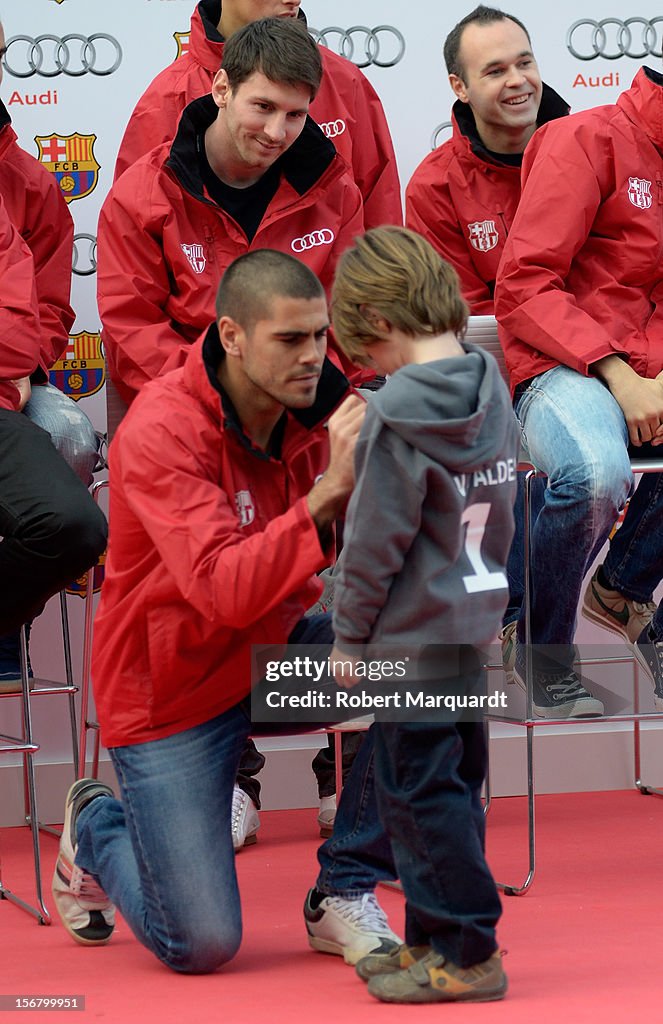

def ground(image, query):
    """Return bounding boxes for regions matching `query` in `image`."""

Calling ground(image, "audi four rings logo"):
[567,18,663,60]
[291,229,335,253]
[72,234,97,277]
[431,122,453,151]
[308,25,405,68]
[320,120,346,140]
[2,34,123,78]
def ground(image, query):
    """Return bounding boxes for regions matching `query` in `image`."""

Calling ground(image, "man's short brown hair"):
[332,227,468,365]
[216,249,325,332]
[221,17,322,99]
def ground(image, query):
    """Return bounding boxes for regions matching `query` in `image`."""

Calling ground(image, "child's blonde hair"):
[332,226,468,365]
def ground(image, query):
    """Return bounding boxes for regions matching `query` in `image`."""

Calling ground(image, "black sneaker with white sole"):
[513,646,604,719]
[52,779,116,945]
[634,625,663,711]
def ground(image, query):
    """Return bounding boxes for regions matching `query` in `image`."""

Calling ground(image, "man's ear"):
[212,68,231,109]
[449,73,469,104]
[217,315,244,356]
[359,304,391,336]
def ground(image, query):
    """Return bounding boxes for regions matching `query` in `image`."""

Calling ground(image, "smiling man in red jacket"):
[495,66,663,715]
[114,0,402,229]
[98,17,364,407]
[52,250,401,972]
[406,5,568,316]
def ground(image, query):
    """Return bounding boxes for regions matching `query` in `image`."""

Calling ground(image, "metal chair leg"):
[0,625,51,924]
[78,480,107,780]
[633,658,663,796]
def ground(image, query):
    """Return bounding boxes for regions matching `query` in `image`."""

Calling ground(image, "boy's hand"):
[330,644,363,689]
[307,395,366,532]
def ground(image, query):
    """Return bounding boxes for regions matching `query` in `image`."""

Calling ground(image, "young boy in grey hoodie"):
[329,226,519,1004]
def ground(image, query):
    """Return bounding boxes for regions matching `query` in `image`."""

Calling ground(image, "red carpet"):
[1,790,662,1023]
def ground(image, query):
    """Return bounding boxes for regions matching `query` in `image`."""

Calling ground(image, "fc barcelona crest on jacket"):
[181,242,207,274]
[49,331,105,401]
[235,490,255,527]
[35,132,100,203]
[174,31,191,59]
[468,220,499,252]
[627,177,652,210]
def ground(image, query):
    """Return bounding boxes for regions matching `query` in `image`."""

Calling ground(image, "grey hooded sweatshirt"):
[333,342,519,654]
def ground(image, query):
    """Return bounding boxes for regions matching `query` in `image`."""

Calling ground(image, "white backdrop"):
[2,0,662,768]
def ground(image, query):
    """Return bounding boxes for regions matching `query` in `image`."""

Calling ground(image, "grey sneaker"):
[367,949,507,1004]
[514,647,604,718]
[582,567,655,644]
[634,625,663,711]
[52,779,116,945]
[231,786,259,851]
[499,621,517,685]
[356,943,431,981]
[304,888,402,965]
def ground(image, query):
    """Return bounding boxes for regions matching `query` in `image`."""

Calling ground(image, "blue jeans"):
[23,383,99,485]
[514,366,663,653]
[373,721,500,967]
[75,614,394,972]
[316,724,396,896]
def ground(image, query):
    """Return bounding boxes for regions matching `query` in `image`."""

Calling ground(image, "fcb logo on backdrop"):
[49,332,105,401]
[468,220,499,253]
[174,32,190,59]
[35,133,100,203]
[67,553,106,600]
[627,177,652,210]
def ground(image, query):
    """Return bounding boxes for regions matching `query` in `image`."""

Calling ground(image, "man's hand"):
[593,356,663,446]
[11,376,31,411]
[307,394,366,533]
[330,644,363,689]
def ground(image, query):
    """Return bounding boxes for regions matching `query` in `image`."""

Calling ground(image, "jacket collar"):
[618,67,663,154]
[184,321,350,457]
[166,93,337,203]
[452,82,570,168]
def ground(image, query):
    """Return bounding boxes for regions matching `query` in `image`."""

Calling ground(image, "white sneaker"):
[52,779,116,945]
[231,786,260,851]
[304,888,402,965]
[317,795,336,838]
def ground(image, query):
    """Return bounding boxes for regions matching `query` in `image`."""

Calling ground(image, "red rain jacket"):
[91,326,346,747]
[495,68,663,392]
[0,194,40,412]
[0,102,74,381]
[406,85,568,314]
